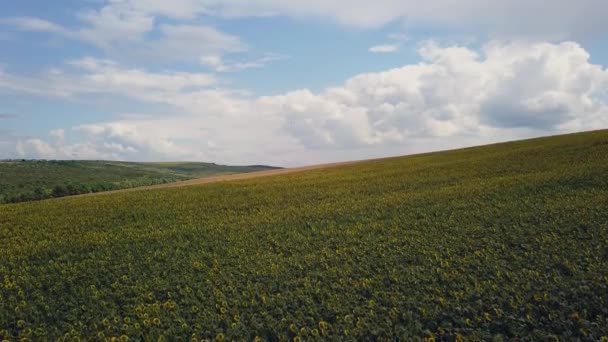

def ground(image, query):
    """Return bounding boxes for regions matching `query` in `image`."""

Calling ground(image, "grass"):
[0,160,278,203]
[1,130,607,340]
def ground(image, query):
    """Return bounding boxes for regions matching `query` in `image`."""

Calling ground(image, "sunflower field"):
[1,130,607,340]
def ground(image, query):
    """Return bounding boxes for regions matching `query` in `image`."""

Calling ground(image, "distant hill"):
[0,160,280,203]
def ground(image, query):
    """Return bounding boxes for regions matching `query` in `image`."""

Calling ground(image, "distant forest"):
[0,160,278,204]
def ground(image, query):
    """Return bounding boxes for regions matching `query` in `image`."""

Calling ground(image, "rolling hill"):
[0,160,279,203]
[0,130,607,340]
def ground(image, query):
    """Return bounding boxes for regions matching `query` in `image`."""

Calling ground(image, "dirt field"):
[81,160,360,197]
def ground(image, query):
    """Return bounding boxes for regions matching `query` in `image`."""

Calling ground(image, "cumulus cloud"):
[13,128,141,160]
[16,139,56,158]
[15,138,121,160]
[69,107,295,163]
[5,41,606,165]
[74,122,185,157]
[263,41,607,150]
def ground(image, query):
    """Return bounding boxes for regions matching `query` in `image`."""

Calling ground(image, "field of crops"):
[1,130,607,340]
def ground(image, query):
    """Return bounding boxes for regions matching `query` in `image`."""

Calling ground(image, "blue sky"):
[1,0,607,166]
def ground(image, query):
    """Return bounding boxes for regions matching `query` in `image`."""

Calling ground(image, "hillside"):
[0,160,279,203]
[1,130,607,340]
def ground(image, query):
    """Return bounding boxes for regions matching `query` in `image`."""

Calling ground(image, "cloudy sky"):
[1,1,607,166]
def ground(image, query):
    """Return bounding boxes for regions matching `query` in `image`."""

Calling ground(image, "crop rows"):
[1,130,607,340]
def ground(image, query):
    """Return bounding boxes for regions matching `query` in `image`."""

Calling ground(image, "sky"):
[0,0,607,166]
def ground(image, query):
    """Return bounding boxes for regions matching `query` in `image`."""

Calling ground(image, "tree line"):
[0,177,180,204]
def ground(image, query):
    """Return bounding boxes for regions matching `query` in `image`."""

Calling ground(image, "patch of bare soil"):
[80,161,359,197]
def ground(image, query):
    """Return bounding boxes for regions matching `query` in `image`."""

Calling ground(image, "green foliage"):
[0,160,278,204]
[1,130,607,340]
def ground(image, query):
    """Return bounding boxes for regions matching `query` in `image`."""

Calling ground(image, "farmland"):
[0,130,607,340]
[0,160,278,204]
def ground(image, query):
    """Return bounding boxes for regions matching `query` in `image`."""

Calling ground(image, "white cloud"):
[190,0,606,38]
[86,0,208,20]
[74,122,182,156]
[200,53,288,72]
[70,0,237,50]
[369,44,400,53]
[4,41,608,165]
[1,1,607,165]
[47,0,600,38]
[1,17,70,35]
[16,134,140,160]
[3,0,604,64]
[264,40,602,158]
[19,141,107,160]
[262,41,607,151]
[103,142,138,154]
[0,57,216,104]
[3,17,246,63]
[70,114,294,163]
[369,32,409,54]
[139,24,247,62]
[76,6,154,47]
[16,139,56,159]
[72,57,216,92]
[2,2,247,64]
[49,129,65,140]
